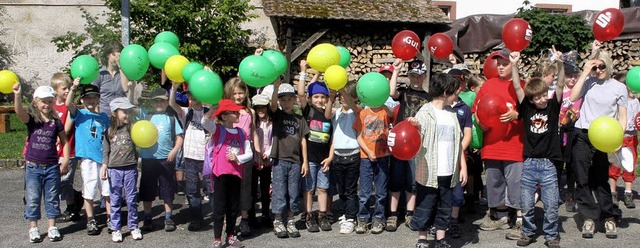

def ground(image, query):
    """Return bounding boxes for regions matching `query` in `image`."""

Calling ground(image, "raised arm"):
[325,90,337,119]
[201,104,219,134]
[297,60,309,108]
[554,54,565,103]
[168,83,185,123]
[120,67,131,95]
[270,79,281,113]
[12,83,29,123]
[389,58,403,99]
[589,40,603,60]
[570,60,596,102]
[509,52,524,104]
[66,78,81,116]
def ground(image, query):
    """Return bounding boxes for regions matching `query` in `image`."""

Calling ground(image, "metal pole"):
[121,0,130,46]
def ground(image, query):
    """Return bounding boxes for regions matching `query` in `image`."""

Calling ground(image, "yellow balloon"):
[0,70,19,94]
[131,120,159,148]
[588,116,623,153]
[324,65,348,90]
[164,55,190,83]
[307,43,340,72]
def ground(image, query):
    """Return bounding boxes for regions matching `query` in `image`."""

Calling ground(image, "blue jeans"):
[24,162,61,221]
[271,159,301,215]
[410,176,453,231]
[358,156,389,222]
[520,158,559,241]
[451,181,464,208]
[184,158,213,221]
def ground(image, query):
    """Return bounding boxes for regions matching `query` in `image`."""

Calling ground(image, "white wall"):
[452,0,619,18]
[242,0,278,49]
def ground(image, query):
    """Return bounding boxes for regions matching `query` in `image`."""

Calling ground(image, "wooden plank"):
[0,114,10,133]
[422,32,432,92]
[290,28,330,62]
[284,27,293,84]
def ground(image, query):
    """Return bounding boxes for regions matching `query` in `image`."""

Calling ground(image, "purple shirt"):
[25,116,64,165]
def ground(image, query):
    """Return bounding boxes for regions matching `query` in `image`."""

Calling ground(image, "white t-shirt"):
[434,106,456,176]
[181,107,207,160]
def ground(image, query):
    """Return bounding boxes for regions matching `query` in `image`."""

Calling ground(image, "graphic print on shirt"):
[559,98,580,126]
[363,115,387,154]
[282,119,299,136]
[404,94,428,120]
[31,122,56,151]
[226,134,242,157]
[530,112,548,134]
[308,119,331,143]
[113,131,134,157]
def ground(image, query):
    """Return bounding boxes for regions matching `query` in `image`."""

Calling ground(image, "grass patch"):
[0,113,27,159]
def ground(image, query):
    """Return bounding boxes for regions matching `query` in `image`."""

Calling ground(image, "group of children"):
[14,40,640,248]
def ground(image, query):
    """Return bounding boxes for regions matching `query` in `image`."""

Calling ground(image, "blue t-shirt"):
[71,109,110,163]
[138,110,184,159]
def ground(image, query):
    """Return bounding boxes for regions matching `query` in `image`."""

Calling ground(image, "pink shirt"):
[559,89,583,146]
[212,125,245,179]
[234,110,252,140]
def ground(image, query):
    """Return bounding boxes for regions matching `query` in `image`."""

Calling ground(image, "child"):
[269,81,310,238]
[224,77,261,237]
[169,83,212,231]
[354,82,393,235]
[387,59,432,231]
[251,93,274,226]
[326,82,362,234]
[608,71,639,209]
[15,83,69,242]
[202,99,253,248]
[510,51,563,248]
[51,73,83,223]
[407,73,467,248]
[138,88,184,232]
[297,60,334,232]
[66,80,111,236]
[101,97,142,242]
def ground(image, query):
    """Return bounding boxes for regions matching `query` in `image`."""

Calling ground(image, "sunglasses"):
[592,64,606,71]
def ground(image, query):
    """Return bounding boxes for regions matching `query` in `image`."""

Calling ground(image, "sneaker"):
[356,219,368,234]
[305,212,320,232]
[581,219,595,238]
[87,219,100,235]
[385,216,398,232]
[371,218,385,234]
[48,226,62,242]
[164,218,176,232]
[545,238,560,248]
[473,211,491,225]
[212,240,224,248]
[239,219,252,237]
[434,239,452,248]
[111,230,123,243]
[478,197,488,206]
[131,228,143,240]
[286,219,300,238]
[226,235,245,248]
[140,219,154,232]
[339,218,356,234]
[624,192,636,209]
[506,221,523,240]
[415,240,429,248]
[605,218,617,239]
[273,220,288,238]
[405,215,416,231]
[319,214,332,231]
[449,223,461,239]
[188,220,204,231]
[480,217,509,231]
[612,192,619,205]
[29,227,41,243]
[203,195,210,203]
[516,235,535,246]
[565,195,576,212]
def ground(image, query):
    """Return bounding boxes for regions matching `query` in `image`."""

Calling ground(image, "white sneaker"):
[203,195,210,203]
[131,228,143,240]
[111,230,123,242]
[48,226,62,242]
[29,227,41,243]
[340,219,356,234]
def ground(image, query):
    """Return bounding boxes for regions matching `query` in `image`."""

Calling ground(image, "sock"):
[516,217,523,224]
[319,211,326,219]
[88,216,95,221]
[144,212,153,221]
[625,190,632,194]
[406,211,414,216]
[418,239,428,244]
[390,211,397,216]
[227,234,234,239]
[496,209,508,219]
[215,238,222,241]
[165,212,172,220]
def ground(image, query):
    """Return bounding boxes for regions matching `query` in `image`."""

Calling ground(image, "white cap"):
[277,83,296,97]
[33,86,56,100]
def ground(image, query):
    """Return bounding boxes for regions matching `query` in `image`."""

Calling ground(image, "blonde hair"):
[596,51,614,80]
[50,72,71,90]
[223,77,250,109]
[29,98,58,124]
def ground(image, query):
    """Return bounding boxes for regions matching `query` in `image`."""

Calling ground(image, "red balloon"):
[483,51,500,79]
[634,112,640,131]
[392,30,421,60]
[502,18,533,52]
[593,8,625,42]
[389,120,422,160]
[427,33,454,59]
[476,93,508,129]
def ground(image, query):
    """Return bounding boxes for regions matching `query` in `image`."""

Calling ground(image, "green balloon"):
[459,91,477,107]
[336,46,351,68]
[148,42,180,69]
[470,116,483,149]
[154,31,180,49]
[119,44,149,80]
[181,62,204,83]
[70,55,100,85]
[189,70,224,105]
[356,72,390,108]
[238,55,278,87]
[262,50,288,76]
[627,66,640,93]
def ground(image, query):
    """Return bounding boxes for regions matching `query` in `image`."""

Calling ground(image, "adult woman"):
[91,41,131,114]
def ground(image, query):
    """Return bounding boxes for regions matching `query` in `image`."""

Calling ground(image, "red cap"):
[379,65,394,73]
[214,99,245,117]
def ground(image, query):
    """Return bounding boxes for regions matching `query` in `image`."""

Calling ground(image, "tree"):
[52,0,255,82]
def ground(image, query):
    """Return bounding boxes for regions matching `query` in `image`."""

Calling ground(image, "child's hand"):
[301,162,309,177]
[59,160,69,175]
[320,156,332,172]
[300,60,308,70]
[72,78,81,88]
[509,52,520,64]
[167,149,178,162]
[592,40,603,51]
[366,151,377,162]
[100,164,108,181]
[254,48,263,56]
[227,153,238,162]
[273,78,281,87]
[459,167,468,186]
[392,58,403,70]
[499,106,519,123]
[12,82,21,95]
[407,117,420,127]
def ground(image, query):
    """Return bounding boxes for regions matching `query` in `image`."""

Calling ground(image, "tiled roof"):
[262,0,452,24]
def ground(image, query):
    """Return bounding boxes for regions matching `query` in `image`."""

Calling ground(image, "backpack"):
[185,107,210,133]
[146,111,181,144]
[202,124,246,177]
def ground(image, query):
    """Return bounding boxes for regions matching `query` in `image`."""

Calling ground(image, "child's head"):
[446,69,466,95]
[79,84,100,111]
[224,77,249,108]
[467,74,485,93]
[101,41,123,66]
[277,83,297,112]
[379,65,394,80]
[109,97,135,124]
[525,78,549,109]
[561,50,580,88]
[490,49,513,80]
[30,86,57,122]
[532,61,557,87]
[407,60,428,90]
[149,88,169,113]
[252,94,271,121]
[214,99,244,124]
[430,73,460,104]
[339,81,358,106]
[307,81,329,109]
[50,73,71,102]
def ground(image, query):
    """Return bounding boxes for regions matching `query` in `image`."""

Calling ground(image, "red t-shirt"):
[54,100,75,158]
[471,78,524,162]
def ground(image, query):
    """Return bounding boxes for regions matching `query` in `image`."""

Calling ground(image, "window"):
[535,4,572,13]
[433,1,457,20]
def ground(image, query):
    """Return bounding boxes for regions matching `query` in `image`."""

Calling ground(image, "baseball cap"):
[252,94,271,106]
[150,88,168,100]
[452,63,471,72]
[379,65,394,73]
[214,99,245,117]
[562,50,580,75]
[109,97,135,112]
[277,83,296,97]
[308,81,329,96]
[408,60,427,75]
[80,84,100,98]
[490,49,511,60]
[33,86,56,100]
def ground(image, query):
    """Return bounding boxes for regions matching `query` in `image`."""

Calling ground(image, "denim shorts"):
[304,161,331,191]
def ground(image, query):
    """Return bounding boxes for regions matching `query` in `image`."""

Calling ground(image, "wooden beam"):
[284,27,294,84]
[421,31,432,92]
[290,28,330,62]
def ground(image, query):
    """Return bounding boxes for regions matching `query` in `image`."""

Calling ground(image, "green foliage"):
[0,114,27,159]
[515,2,593,56]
